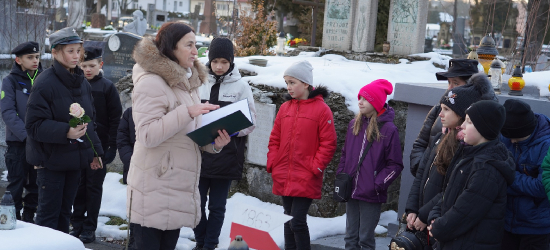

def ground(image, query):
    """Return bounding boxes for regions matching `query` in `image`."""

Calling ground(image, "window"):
[174,1,177,12]
[180,1,183,7]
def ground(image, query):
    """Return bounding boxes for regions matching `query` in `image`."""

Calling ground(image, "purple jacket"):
[337,106,404,203]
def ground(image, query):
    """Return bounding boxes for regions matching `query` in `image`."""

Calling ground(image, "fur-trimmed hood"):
[283,86,330,101]
[132,37,208,90]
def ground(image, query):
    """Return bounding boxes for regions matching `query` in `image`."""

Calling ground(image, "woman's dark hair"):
[434,117,465,175]
[459,75,472,82]
[155,22,195,64]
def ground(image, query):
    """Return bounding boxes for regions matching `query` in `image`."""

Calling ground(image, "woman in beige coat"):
[127,22,230,250]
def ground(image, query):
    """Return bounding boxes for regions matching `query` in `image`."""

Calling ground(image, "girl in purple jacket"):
[337,79,404,250]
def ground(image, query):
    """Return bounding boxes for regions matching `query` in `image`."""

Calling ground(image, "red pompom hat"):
[358,79,393,113]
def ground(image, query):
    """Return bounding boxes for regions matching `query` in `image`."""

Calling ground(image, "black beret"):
[84,47,103,62]
[11,41,40,56]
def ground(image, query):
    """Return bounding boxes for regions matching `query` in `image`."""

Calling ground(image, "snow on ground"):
[1,221,86,250]
[2,170,7,181]
[521,70,550,97]
[201,52,449,114]
[96,173,397,249]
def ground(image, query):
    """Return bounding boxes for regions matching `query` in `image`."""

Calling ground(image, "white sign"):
[232,204,292,233]
[247,102,276,166]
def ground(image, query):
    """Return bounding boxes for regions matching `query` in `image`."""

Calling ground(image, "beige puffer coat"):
[127,37,216,230]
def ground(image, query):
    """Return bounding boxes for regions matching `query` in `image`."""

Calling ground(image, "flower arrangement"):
[69,103,102,168]
[287,37,308,48]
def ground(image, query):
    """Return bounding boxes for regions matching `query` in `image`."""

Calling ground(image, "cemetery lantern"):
[276,32,286,56]
[489,59,503,91]
[508,65,525,96]
[477,35,499,74]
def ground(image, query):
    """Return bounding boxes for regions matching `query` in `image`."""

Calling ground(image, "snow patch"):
[2,221,86,250]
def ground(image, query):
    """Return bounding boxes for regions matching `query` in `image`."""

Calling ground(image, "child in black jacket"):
[70,46,122,243]
[428,100,515,250]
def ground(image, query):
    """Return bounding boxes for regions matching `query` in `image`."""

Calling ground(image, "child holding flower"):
[25,27,103,233]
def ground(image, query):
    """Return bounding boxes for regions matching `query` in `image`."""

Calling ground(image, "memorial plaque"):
[246,102,276,167]
[322,0,355,51]
[387,0,428,55]
[102,32,142,83]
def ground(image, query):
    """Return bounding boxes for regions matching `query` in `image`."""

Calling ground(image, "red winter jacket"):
[267,87,337,199]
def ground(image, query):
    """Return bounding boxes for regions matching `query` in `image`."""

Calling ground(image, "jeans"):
[501,230,550,250]
[132,223,180,250]
[5,142,38,215]
[193,177,233,249]
[344,199,381,250]
[35,168,81,233]
[71,164,107,231]
[282,196,313,250]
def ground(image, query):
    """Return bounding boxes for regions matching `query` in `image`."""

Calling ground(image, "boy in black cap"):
[499,99,550,250]
[428,100,515,249]
[70,46,122,243]
[1,41,42,223]
[195,37,256,250]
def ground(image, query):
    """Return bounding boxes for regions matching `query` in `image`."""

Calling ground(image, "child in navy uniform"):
[1,41,42,223]
[70,46,122,243]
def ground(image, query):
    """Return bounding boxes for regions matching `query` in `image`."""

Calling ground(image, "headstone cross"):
[292,0,324,46]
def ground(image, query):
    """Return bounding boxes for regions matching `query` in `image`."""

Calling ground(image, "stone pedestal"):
[352,0,379,52]
[246,102,276,167]
[91,13,106,28]
[386,0,429,55]
[102,33,142,83]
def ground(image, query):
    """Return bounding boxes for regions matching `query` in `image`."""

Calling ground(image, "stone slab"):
[386,0,428,55]
[311,235,392,249]
[351,0,378,52]
[246,102,276,166]
[322,0,355,51]
[102,32,142,84]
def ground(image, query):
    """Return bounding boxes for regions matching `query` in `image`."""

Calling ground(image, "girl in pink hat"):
[337,79,404,250]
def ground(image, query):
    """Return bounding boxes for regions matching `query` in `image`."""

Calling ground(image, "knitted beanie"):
[501,99,537,138]
[284,60,313,85]
[208,37,234,63]
[466,100,506,141]
[440,73,494,119]
[358,79,393,113]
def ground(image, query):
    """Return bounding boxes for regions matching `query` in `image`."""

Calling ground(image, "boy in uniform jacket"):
[1,41,42,222]
[70,46,122,243]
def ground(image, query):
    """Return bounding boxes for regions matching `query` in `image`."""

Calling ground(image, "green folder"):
[187,110,253,147]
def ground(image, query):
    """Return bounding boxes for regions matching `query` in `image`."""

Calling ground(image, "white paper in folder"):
[200,99,252,127]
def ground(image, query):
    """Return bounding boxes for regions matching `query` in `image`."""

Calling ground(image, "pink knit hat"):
[358,79,394,113]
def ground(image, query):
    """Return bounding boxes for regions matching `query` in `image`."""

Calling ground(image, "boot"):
[79,230,96,243]
[69,227,83,238]
[293,230,311,250]
[15,209,21,221]
[21,209,35,223]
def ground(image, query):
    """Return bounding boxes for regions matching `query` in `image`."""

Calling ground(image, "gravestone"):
[352,0,379,52]
[322,0,355,51]
[386,0,429,55]
[102,33,142,83]
[91,13,106,28]
[246,102,276,166]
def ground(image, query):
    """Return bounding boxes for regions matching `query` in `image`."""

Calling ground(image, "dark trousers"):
[502,230,550,250]
[193,177,233,249]
[282,196,313,250]
[5,142,38,215]
[71,163,107,231]
[132,223,180,250]
[344,199,381,250]
[35,168,81,233]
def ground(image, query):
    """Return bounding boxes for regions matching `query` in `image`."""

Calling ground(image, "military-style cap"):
[83,47,103,61]
[11,41,40,56]
[49,27,83,49]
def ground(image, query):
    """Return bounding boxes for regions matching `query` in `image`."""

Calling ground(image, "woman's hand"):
[428,219,436,237]
[67,123,87,139]
[213,130,230,151]
[406,213,417,230]
[188,101,220,118]
[414,217,427,231]
[90,157,103,170]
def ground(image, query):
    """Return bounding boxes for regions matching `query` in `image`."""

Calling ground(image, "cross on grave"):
[292,0,324,47]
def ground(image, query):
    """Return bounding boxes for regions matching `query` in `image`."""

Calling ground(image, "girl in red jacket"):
[267,60,337,250]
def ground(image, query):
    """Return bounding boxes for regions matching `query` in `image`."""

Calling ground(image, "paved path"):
[312,235,392,250]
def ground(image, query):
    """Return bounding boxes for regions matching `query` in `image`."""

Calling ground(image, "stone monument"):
[246,102,276,166]
[322,0,355,51]
[67,0,86,28]
[102,33,142,83]
[386,0,428,55]
[352,0,379,52]
[123,10,147,36]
